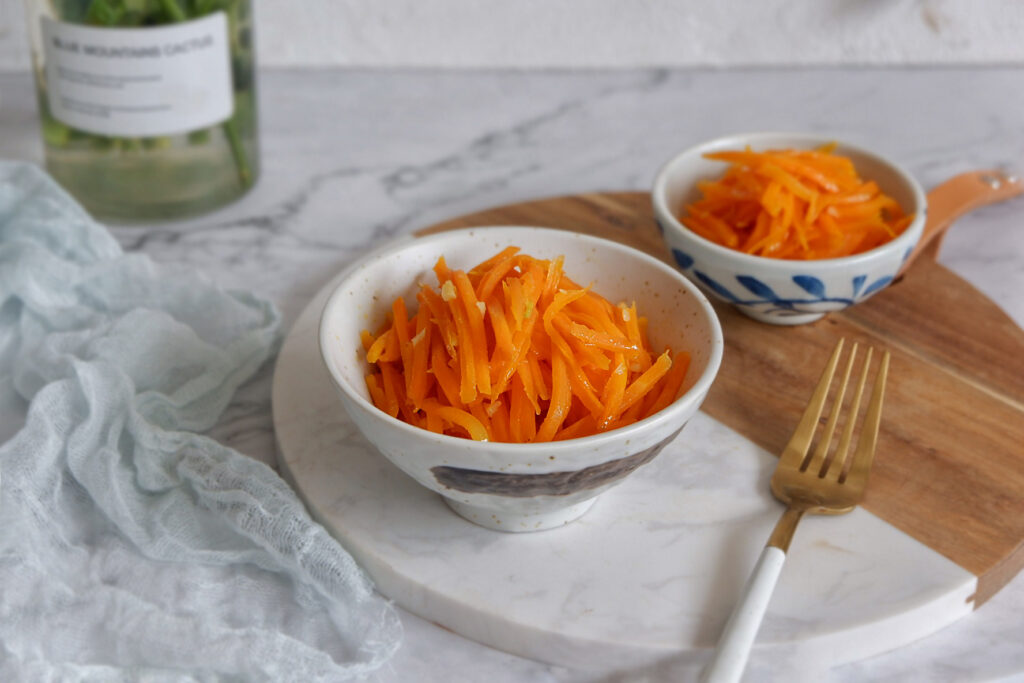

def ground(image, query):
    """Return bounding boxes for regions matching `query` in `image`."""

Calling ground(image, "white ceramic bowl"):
[652,132,927,325]
[319,226,724,532]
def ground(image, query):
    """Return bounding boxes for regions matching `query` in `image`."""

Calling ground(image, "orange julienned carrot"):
[597,354,628,431]
[430,342,461,408]
[360,249,692,442]
[452,270,492,396]
[535,349,572,442]
[407,306,433,408]
[616,351,672,420]
[642,351,690,418]
[681,146,913,260]
[444,278,478,404]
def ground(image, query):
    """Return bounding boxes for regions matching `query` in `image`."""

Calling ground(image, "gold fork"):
[702,338,890,683]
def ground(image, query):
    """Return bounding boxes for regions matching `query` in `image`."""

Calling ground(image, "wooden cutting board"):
[417,185,1024,607]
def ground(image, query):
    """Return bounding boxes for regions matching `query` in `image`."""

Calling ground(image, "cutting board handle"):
[901,170,1024,274]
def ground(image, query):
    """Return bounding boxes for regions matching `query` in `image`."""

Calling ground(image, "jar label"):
[41,13,234,137]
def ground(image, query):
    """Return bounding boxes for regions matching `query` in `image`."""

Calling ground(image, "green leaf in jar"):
[85,0,127,26]
[155,0,188,22]
[42,117,71,147]
[191,0,232,17]
[50,0,92,22]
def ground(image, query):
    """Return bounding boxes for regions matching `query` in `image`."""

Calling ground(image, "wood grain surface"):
[418,191,1024,607]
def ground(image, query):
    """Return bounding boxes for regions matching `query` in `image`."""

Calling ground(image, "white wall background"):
[2,0,1024,70]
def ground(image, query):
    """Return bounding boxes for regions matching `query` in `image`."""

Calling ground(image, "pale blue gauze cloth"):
[0,162,401,681]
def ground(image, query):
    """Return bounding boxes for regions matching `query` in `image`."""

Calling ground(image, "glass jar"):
[23,0,258,221]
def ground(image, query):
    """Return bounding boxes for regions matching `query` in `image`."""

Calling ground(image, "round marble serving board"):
[272,192,1024,670]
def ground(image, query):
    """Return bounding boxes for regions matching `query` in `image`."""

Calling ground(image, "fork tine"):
[779,338,844,468]
[822,347,873,481]
[840,350,890,485]
[803,343,858,476]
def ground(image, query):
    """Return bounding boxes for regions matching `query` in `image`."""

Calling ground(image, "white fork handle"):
[701,546,787,683]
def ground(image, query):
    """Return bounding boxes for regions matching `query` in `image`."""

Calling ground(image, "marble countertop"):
[1,67,1022,682]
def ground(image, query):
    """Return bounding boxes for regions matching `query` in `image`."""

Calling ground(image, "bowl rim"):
[317,225,724,457]
[651,131,928,270]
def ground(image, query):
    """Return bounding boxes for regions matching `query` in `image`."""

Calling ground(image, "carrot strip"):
[619,302,650,372]
[507,277,528,330]
[553,317,610,371]
[430,343,462,408]
[553,414,596,441]
[642,351,690,418]
[392,374,416,424]
[422,399,488,441]
[566,361,605,418]
[392,296,411,344]
[365,374,387,410]
[360,329,375,352]
[489,399,511,442]
[535,350,572,442]
[568,321,638,353]
[509,374,536,443]
[419,286,458,359]
[444,279,477,405]
[617,396,645,427]
[475,252,519,302]
[539,255,564,310]
[468,401,495,441]
[528,352,550,401]
[424,409,444,434]
[683,146,913,260]
[487,297,515,358]
[517,358,541,415]
[637,317,652,354]
[491,314,537,398]
[366,328,394,364]
[470,246,520,277]
[563,306,624,340]
[407,306,433,408]
[433,256,451,285]
[615,351,672,420]
[378,363,402,418]
[543,289,587,359]
[597,354,628,431]
[542,295,604,414]
[452,270,492,397]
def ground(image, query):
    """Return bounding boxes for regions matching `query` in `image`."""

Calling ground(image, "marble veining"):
[1,67,1022,681]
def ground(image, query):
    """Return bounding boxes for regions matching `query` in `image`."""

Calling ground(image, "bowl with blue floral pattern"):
[652,132,926,325]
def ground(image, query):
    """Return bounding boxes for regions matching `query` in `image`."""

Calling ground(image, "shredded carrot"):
[597,354,628,431]
[528,352,550,401]
[489,399,511,442]
[535,350,572,442]
[407,305,433,408]
[512,373,538,442]
[681,146,914,260]
[553,414,596,441]
[642,351,690,419]
[430,342,461,407]
[421,399,488,441]
[617,350,672,420]
[365,329,392,364]
[468,402,495,441]
[452,271,491,397]
[475,249,519,302]
[365,374,387,411]
[359,249,692,442]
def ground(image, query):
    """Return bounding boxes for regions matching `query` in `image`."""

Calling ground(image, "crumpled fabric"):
[0,162,401,681]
